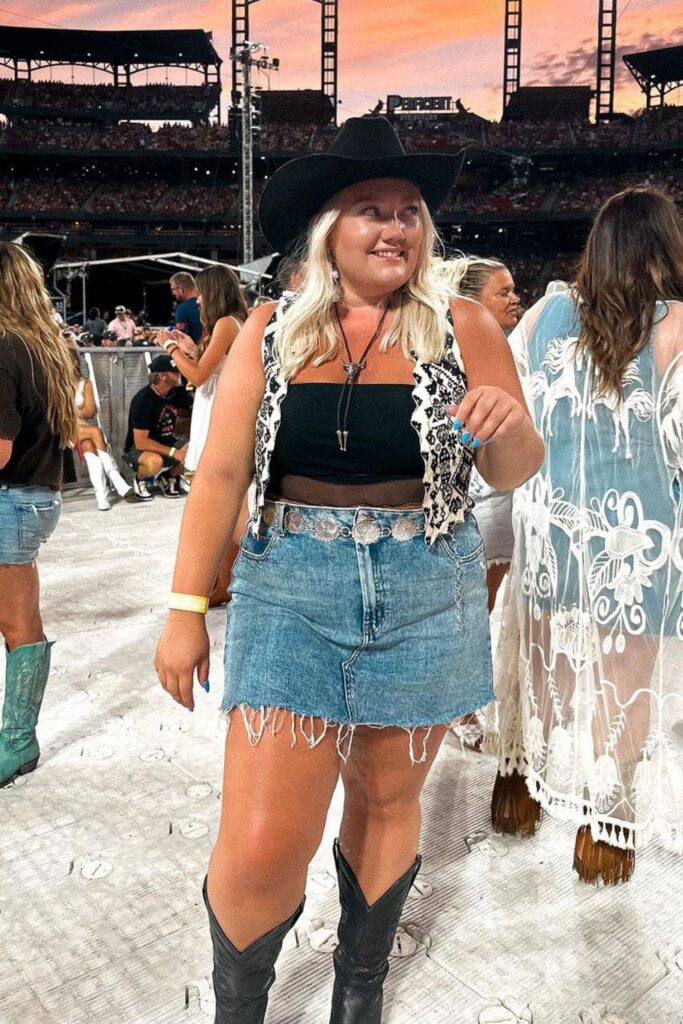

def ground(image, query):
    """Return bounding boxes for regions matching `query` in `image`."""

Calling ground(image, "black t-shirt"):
[0,332,64,489]
[124,384,193,452]
[86,317,107,343]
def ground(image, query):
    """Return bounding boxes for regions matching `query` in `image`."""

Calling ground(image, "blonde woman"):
[0,242,77,787]
[156,263,248,473]
[71,349,131,510]
[154,118,543,1023]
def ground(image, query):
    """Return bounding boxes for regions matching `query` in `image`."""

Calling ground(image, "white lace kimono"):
[489,293,683,852]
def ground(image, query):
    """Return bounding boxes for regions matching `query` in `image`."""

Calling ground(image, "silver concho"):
[392,517,420,541]
[313,517,342,542]
[262,503,277,527]
[351,518,382,545]
[285,509,306,533]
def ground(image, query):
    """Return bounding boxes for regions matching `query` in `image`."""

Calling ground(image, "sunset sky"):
[4,0,681,121]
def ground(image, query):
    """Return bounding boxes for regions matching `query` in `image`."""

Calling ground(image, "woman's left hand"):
[156,329,173,349]
[448,386,528,449]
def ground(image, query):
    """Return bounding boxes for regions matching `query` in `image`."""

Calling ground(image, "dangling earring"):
[328,254,341,301]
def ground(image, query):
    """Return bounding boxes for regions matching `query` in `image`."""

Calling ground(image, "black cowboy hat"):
[258,117,458,254]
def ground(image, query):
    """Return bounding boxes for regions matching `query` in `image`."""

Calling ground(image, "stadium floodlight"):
[230,41,280,262]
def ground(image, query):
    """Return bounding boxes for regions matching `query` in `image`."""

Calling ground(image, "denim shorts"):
[223,501,493,758]
[0,484,62,565]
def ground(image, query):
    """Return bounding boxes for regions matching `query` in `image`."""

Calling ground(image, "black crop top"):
[269,383,423,486]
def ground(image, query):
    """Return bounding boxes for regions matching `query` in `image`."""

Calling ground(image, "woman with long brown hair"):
[0,242,77,787]
[156,263,248,473]
[490,187,683,883]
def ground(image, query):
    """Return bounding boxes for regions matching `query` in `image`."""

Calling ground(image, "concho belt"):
[263,504,424,544]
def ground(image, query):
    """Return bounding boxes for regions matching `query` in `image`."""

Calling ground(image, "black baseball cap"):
[148,354,178,373]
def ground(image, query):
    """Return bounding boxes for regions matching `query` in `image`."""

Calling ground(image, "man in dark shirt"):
[169,272,201,344]
[123,354,193,501]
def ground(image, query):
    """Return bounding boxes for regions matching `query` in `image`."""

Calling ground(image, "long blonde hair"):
[274,197,450,379]
[0,242,77,447]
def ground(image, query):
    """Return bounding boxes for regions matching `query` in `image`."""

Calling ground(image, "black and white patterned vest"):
[252,298,473,544]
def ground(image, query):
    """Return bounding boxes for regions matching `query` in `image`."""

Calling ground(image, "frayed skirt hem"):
[219,702,460,765]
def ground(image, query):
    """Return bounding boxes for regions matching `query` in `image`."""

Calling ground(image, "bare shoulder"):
[226,303,278,363]
[653,299,683,375]
[450,294,492,330]
[448,297,526,400]
[449,296,507,358]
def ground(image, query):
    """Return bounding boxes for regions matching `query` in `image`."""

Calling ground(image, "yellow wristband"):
[168,446,176,458]
[169,593,209,614]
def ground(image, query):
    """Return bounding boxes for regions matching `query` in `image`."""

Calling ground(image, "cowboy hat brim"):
[258,152,458,254]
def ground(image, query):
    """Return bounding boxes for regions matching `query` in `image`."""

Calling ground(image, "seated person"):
[123,354,193,501]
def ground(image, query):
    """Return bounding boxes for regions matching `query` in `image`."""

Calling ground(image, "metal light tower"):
[230,42,278,262]
[313,0,339,121]
[596,0,617,120]
[231,0,339,121]
[503,0,523,115]
[231,0,260,102]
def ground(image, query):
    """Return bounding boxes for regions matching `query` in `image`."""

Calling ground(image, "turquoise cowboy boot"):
[0,640,53,788]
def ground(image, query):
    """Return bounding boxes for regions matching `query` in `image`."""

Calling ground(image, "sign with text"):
[387,95,453,114]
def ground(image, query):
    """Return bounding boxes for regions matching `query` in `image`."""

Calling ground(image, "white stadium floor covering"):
[2,490,682,1024]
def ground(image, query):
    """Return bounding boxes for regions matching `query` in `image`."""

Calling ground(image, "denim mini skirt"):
[222,501,492,758]
[0,484,62,565]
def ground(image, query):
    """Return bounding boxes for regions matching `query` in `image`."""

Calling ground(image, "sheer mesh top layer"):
[269,383,424,507]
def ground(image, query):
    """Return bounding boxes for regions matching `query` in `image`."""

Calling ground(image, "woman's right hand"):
[154,611,211,711]
[170,330,198,358]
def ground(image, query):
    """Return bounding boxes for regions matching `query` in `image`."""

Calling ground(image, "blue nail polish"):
[202,680,210,693]
[471,437,481,449]
[452,418,462,430]
[461,431,471,443]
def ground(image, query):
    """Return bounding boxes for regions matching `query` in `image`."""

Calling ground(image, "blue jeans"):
[0,485,62,565]
[222,501,492,758]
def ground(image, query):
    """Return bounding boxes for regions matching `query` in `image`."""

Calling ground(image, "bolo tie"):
[334,304,389,452]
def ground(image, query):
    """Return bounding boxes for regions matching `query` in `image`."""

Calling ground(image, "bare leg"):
[137,453,164,477]
[339,724,447,904]
[208,711,341,950]
[486,561,510,614]
[0,562,43,650]
[77,424,107,451]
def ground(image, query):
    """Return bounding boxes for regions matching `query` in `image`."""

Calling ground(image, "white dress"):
[488,293,683,854]
[185,316,242,472]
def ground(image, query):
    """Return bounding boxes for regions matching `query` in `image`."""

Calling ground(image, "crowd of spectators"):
[9,177,96,211]
[0,81,219,119]
[258,122,316,152]
[571,118,634,149]
[485,119,573,150]
[397,116,485,151]
[2,105,681,156]
[554,168,682,213]
[155,184,238,215]
[439,179,549,216]
[0,167,679,220]
[634,105,683,143]
[87,180,170,214]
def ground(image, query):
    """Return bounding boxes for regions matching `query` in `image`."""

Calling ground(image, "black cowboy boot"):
[329,840,421,1024]
[203,878,304,1024]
